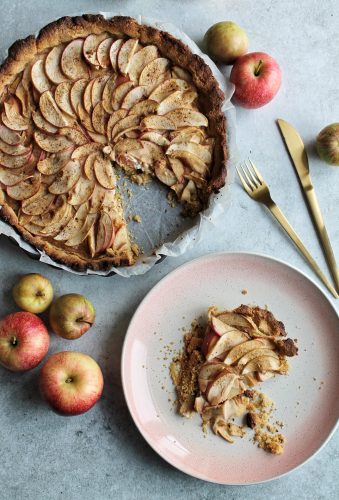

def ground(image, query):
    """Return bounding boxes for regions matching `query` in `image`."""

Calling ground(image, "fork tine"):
[244,160,259,186]
[241,164,256,190]
[236,167,252,195]
[249,159,264,183]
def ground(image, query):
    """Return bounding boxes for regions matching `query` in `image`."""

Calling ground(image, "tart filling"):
[0,15,227,270]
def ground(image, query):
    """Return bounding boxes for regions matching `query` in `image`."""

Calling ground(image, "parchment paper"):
[0,13,236,277]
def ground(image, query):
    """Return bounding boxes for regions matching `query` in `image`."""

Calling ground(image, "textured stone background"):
[0,1,338,499]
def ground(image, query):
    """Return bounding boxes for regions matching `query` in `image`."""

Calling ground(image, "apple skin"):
[13,273,54,314]
[39,351,104,416]
[230,52,282,108]
[316,123,339,166]
[204,21,248,64]
[49,293,95,340]
[0,312,49,371]
[201,326,219,358]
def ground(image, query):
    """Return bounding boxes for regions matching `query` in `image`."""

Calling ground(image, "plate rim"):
[121,251,339,485]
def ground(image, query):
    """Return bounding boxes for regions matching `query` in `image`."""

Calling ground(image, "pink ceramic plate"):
[121,252,339,484]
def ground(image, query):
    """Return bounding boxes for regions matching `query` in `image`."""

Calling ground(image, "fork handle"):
[268,202,339,298]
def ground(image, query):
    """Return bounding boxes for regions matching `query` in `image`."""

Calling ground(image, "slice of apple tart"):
[0,15,227,270]
[170,305,298,454]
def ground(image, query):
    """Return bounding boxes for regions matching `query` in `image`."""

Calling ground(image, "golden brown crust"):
[0,14,227,271]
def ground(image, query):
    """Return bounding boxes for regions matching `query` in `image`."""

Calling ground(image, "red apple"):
[49,293,95,340]
[39,351,104,416]
[0,312,49,371]
[230,52,282,108]
[13,273,54,314]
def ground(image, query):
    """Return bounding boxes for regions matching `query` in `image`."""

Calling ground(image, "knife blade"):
[277,118,339,292]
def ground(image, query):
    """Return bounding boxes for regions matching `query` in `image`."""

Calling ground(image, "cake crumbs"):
[133,214,142,223]
[241,289,248,295]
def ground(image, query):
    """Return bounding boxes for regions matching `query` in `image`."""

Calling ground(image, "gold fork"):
[236,160,338,299]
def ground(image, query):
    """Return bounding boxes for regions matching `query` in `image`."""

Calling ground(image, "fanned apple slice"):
[94,157,116,189]
[113,139,143,156]
[97,37,113,68]
[149,78,191,103]
[0,166,32,186]
[91,75,110,108]
[106,109,128,139]
[37,148,73,175]
[18,211,33,226]
[121,86,149,110]
[48,159,81,194]
[55,81,76,117]
[166,142,211,164]
[34,130,72,153]
[39,203,73,236]
[0,139,31,156]
[172,65,192,82]
[34,196,67,227]
[0,150,31,168]
[77,103,95,132]
[22,222,45,235]
[101,74,118,113]
[14,81,30,118]
[7,173,41,200]
[88,184,106,213]
[87,226,96,257]
[198,361,227,393]
[39,91,72,128]
[68,175,95,205]
[65,212,97,247]
[170,131,201,144]
[224,339,274,365]
[70,79,87,115]
[118,39,139,75]
[54,203,88,241]
[59,127,88,146]
[129,99,158,117]
[238,348,279,368]
[87,131,107,144]
[95,211,115,254]
[154,160,177,186]
[157,90,197,115]
[113,126,140,142]
[31,59,50,93]
[72,143,102,160]
[61,39,89,80]
[32,109,58,134]
[83,79,94,113]
[112,81,134,111]
[141,115,176,130]
[206,330,249,361]
[92,102,109,135]
[128,45,158,82]
[206,372,238,406]
[139,58,170,87]
[0,125,24,146]
[109,39,124,70]
[21,186,55,215]
[83,33,109,67]
[112,225,129,252]
[111,115,140,140]
[140,132,170,146]
[83,152,98,180]
[168,157,185,181]
[45,45,67,84]
[2,103,28,131]
[242,356,281,375]
[169,150,208,175]
[165,109,208,128]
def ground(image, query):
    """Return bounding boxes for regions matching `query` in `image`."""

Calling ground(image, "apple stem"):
[11,336,17,346]
[65,377,73,384]
[254,60,264,76]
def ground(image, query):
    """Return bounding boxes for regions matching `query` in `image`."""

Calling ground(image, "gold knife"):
[277,118,339,292]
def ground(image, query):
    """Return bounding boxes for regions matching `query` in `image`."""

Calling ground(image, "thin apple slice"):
[97,37,113,68]
[39,91,72,128]
[111,115,140,140]
[149,78,191,103]
[70,79,87,115]
[15,81,30,118]
[237,348,279,368]
[48,159,81,194]
[109,39,124,71]
[37,148,73,175]
[83,79,94,113]
[106,109,128,139]
[87,226,96,257]
[168,150,208,176]
[157,90,197,115]
[121,86,148,110]
[34,130,72,153]
[65,212,97,247]
[128,45,158,82]
[217,312,259,334]
[54,203,88,241]
[45,45,67,84]
[87,131,107,144]
[102,74,118,113]
[141,115,176,130]
[22,222,46,235]
[91,75,110,108]
[0,139,30,156]
[168,157,185,181]
[77,103,95,132]
[170,131,201,144]
[7,173,41,200]
[61,39,89,80]
[32,109,58,134]
[154,160,177,186]
[31,59,51,94]
[172,65,192,82]
[140,131,169,146]
[198,361,226,393]
[83,152,98,180]
[39,203,73,236]
[55,81,76,117]
[166,142,211,164]
[118,39,139,75]
[211,316,241,337]
[206,371,238,406]
[0,166,32,186]
[112,225,129,252]
[0,150,31,168]
[59,127,88,146]
[129,99,158,117]
[95,211,115,254]
[83,33,109,67]
[242,356,281,375]
[0,125,23,146]
[94,157,116,189]
[72,143,102,160]
[139,58,170,87]
[18,211,33,225]
[113,139,143,156]
[21,186,55,215]
[88,184,106,213]
[112,81,134,111]
[92,102,109,135]
[68,175,95,205]
[206,330,249,361]
[224,339,274,365]
[2,103,28,131]
[165,109,208,128]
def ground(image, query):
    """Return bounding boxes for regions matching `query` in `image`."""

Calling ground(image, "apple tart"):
[0,15,227,270]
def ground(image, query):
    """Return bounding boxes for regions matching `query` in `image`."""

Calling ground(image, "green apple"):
[316,123,339,166]
[203,21,248,64]
[13,273,54,314]
[49,293,95,340]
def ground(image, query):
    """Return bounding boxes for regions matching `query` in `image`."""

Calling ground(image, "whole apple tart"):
[0,14,227,270]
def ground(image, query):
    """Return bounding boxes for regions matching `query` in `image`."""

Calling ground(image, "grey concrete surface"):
[0,1,338,499]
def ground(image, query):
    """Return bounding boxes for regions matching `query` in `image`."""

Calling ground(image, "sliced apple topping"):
[21,186,55,215]
[34,130,72,153]
[128,45,158,82]
[37,148,73,175]
[118,39,139,75]
[61,39,89,80]
[39,91,72,128]
[83,33,109,67]
[94,156,116,189]
[68,175,95,205]
[7,173,41,200]
[3,100,28,131]
[112,81,134,111]
[139,58,170,88]
[149,78,191,103]
[0,139,31,157]
[92,103,109,135]
[111,115,140,140]
[166,142,211,164]
[97,38,114,68]
[165,109,208,128]
[0,166,33,186]
[48,159,81,194]
[0,149,31,169]
[31,59,51,94]
[70,79,88,115]
[141,115,176,131]
[109,39,124,71]
[0,124,24,146]
[54,203,88,241]
[59,127,88,146]
[102,74,118,113]
[129,99,158,117]
[45,45,67,84]
[71,143,102,160]
[65,213,97,247]
[121,86,149,110]
[157,90,197,115]
[32,109,58,134]
[91,75,110,108]
[95,211,115,254]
